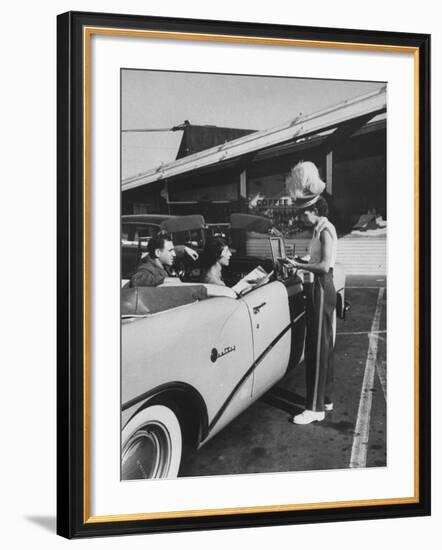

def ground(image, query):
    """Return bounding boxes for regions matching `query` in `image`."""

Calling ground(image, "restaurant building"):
[122,88,387,275]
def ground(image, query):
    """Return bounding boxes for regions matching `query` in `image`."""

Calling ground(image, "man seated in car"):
[129,231,188,287]
[130,231,236,298]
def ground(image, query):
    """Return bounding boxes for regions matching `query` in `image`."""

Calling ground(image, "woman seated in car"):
[200,237,232,286]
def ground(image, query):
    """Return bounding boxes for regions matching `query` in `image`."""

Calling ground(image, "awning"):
[122,86,386,192]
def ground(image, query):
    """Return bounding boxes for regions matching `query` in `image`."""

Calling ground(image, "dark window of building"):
[169,173,238,202]
[333,129,386,229]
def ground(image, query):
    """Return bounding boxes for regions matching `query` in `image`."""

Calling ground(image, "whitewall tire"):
[122,404,182,480]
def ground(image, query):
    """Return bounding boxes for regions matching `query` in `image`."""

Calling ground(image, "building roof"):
[122,86,386,192]
[176,124,255,159]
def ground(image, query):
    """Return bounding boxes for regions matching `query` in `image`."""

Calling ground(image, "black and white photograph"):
[0,0,436,544]
[120,69,387,481]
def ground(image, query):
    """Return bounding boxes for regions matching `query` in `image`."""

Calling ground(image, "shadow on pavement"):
[261,387,305,415]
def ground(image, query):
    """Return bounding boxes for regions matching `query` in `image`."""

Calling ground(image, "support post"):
[326,151,333,194]
[239,169,247,212]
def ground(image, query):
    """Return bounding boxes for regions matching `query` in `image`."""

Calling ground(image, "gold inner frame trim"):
[85,496,418,524]
[83,25,91,522]
[413,49,420,502]
[82,26,421,524]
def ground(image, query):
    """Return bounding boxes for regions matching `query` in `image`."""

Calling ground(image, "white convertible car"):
[121,216,346,480]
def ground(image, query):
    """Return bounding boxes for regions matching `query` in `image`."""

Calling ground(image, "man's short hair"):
[147,231,172,258]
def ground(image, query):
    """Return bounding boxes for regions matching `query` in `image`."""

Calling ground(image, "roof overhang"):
[122,86,386,192]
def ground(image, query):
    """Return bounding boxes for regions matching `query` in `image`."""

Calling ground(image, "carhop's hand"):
[286,258,301,269]
[184,246,199,261]
[278,257,300,269]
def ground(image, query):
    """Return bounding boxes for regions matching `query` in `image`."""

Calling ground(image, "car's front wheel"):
[122,404,182,480]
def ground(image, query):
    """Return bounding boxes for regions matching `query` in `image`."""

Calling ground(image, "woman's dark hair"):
[146,231,172,259]
[200,238,228,270]
[303,196,329,217]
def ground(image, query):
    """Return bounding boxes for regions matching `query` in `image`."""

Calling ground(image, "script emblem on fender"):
[210,345,236,363]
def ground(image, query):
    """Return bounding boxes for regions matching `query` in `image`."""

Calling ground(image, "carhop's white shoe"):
[292,410,325,424]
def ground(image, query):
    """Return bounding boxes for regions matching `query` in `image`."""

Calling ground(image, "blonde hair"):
[286,161,326,199]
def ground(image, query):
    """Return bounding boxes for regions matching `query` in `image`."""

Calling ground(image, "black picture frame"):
[57,10,431,539]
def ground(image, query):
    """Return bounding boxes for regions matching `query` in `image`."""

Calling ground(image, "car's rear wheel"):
[122,404,182,480]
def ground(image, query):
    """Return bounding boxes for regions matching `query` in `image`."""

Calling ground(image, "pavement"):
[179,275,387,477]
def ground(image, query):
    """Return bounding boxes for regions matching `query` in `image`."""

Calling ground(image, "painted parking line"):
[346,286,386,289]
[349,288,385,469]
[376,359,387,400]
[337,330,386,336]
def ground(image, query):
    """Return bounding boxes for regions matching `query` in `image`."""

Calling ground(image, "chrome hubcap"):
[122,422,172,479]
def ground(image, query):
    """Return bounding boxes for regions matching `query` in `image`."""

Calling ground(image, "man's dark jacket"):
[130,256,168,287]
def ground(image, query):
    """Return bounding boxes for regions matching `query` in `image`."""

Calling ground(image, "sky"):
[122,69,383,179]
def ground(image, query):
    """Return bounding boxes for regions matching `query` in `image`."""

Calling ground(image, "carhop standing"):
[285,161,338,424]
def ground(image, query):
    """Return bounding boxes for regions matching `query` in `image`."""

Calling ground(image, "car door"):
[240,281,292,398]
[122,295,256,442]
[197,297,256,440]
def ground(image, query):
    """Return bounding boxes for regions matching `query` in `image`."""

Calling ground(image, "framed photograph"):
[57,11,431,539]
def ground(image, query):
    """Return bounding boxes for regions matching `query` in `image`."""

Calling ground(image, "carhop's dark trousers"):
[304,271,336,412]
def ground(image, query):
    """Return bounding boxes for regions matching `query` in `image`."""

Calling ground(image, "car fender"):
[122,297,254,429]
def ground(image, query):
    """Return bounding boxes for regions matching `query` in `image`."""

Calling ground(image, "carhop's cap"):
[286,161,326,199]
[292,194,320,210]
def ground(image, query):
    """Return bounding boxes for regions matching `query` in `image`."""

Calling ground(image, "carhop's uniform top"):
[309,217,338,269]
